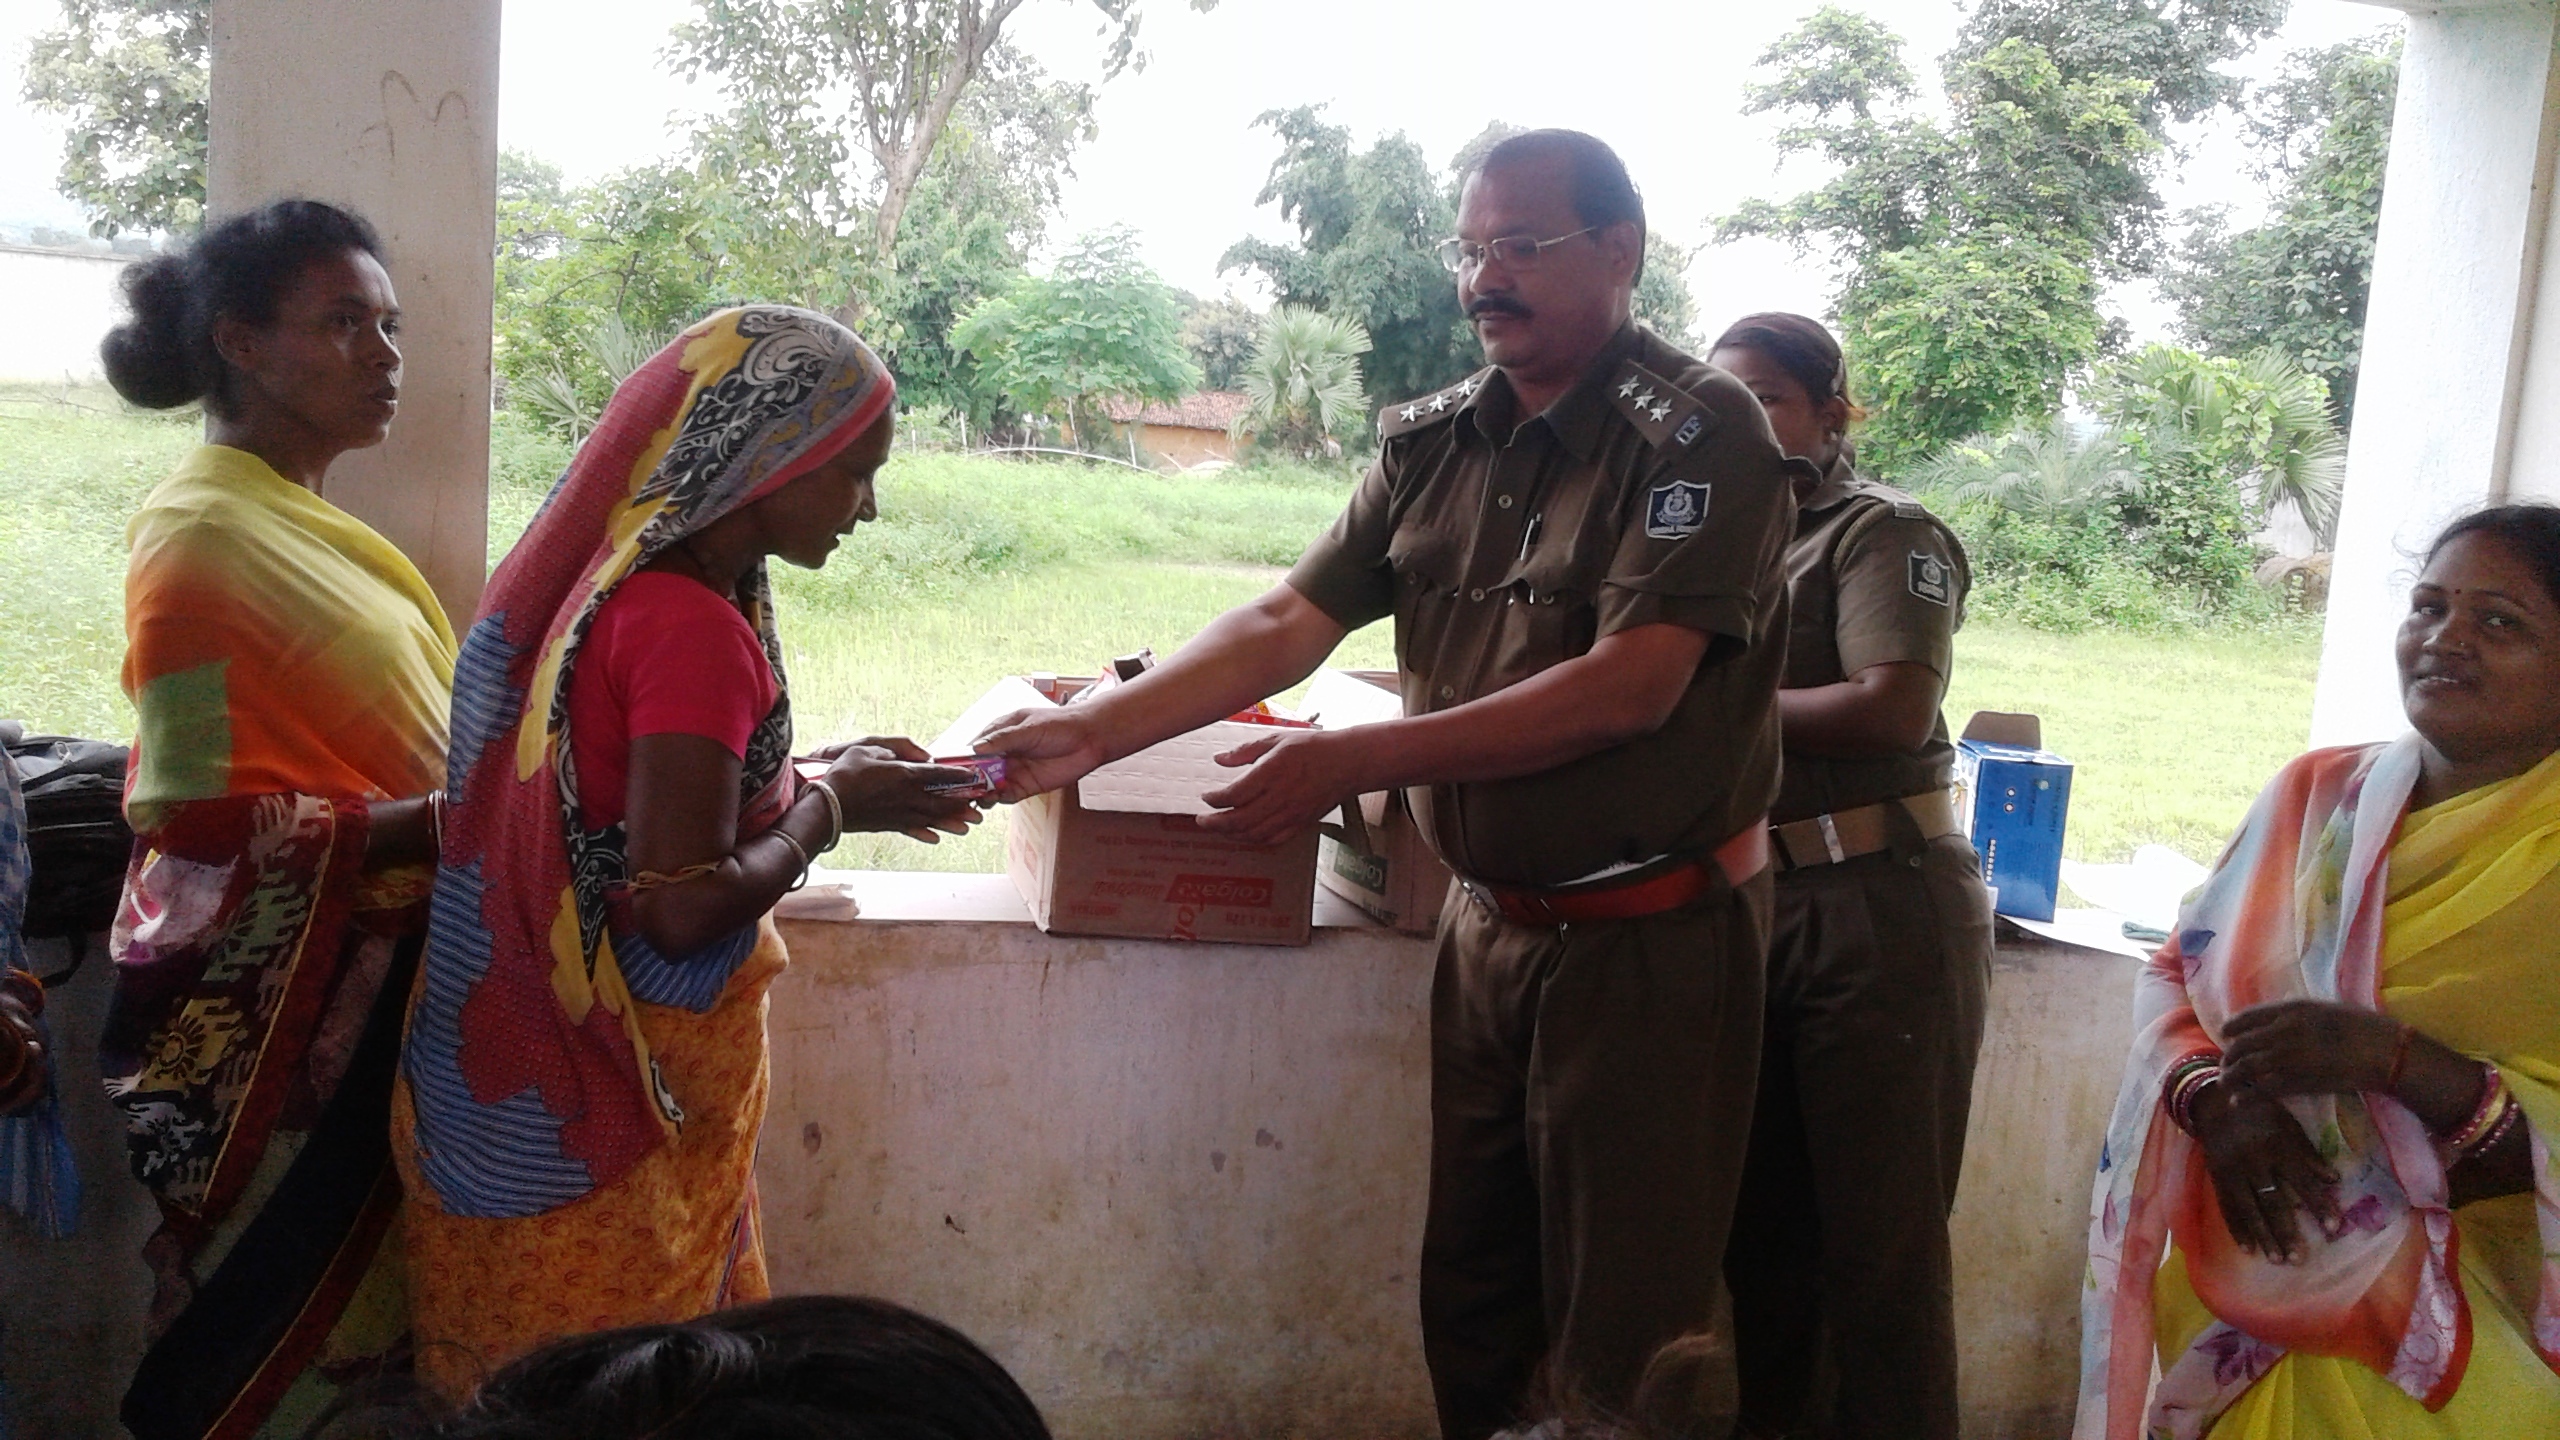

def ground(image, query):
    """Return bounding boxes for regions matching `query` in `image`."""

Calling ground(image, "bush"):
[1943,498,2298,634]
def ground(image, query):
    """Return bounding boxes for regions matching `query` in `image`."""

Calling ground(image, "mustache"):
[1467,296,1532,321]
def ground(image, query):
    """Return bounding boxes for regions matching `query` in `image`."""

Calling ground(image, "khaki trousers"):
[1420,869,1771,1440]
[1722,832,1993,1440]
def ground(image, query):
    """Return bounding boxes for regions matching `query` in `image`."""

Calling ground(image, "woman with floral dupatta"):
[97,200,451,1440]
[2078,504,2560,1437]
[395,306,978,1397]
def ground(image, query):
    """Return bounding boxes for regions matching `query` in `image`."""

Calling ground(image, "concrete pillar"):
[2312,1,2560,746]
[205,0,500,622]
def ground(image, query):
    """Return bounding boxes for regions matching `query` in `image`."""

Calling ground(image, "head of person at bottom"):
[2398,504,2560,804]
[1709,312,1863,484]
[100,198,401,488]
[405,1296,1054,1440]
[1449,129,1647,410]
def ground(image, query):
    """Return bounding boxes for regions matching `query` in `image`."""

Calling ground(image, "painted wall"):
[0,247,131,385]
[1133,422,1241,471]
[2313,1,2560,746]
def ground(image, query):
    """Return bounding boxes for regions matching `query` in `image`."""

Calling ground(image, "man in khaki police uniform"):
[980,130,1799,1438]
[1709,314,1994,1440]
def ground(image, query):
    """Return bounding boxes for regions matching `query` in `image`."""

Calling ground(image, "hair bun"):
[100,254,209,410]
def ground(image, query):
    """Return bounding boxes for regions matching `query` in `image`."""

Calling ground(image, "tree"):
[2160,36,2399,423]
[1223,108,1703,411]
[949,227,1199,446]
[1725,1,2286,469]
[668,0,1205,317]
[1220,107,1468,406]
[2090,343,2346,545]
[491,157,734,419]
[1181,295,1260,391]
[21,0,207,235]
[1234,306,1371,459]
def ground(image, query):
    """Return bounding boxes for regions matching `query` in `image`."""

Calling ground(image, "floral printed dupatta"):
[404,307,892,1220]
[2077,737,2560,1439]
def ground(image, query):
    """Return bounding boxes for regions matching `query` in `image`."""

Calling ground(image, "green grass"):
[3,404,2318,875]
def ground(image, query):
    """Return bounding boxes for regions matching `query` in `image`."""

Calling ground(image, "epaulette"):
[1378,369,1490,440]
[1607,360,1720,451]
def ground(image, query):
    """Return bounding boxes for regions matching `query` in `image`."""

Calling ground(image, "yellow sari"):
[2146,746,2560,1436]
[104,444,455,1439]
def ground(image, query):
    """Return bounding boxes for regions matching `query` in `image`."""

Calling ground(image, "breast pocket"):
[1389,530,1465,677]
[1484,560,1598,690]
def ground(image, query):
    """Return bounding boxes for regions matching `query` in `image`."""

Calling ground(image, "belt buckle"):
[1816,813,1848,864]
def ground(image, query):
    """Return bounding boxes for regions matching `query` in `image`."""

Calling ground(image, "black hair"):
[2427,503,2560,610]
[415,1295,1055,1440]
[1468,129,1647,280]
[100,198,385,419]
[1709,312,1863,418]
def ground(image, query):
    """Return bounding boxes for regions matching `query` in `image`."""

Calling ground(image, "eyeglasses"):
[1434,226,1599,275]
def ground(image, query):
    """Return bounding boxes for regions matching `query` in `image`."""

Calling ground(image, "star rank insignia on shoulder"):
[1379,370,1488,440]
[1609,362,1717,451]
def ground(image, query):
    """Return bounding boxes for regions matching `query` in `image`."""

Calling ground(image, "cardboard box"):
[933,676,1319,945]
[1305,669,1456,933]
[1954,711,2073,923]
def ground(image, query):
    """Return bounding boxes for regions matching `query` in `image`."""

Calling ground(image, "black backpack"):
[4,721,134,980]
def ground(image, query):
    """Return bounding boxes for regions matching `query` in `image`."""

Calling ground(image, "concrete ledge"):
[760,882,2142,1440]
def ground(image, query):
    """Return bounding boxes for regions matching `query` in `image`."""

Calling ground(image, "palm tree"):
[2094,345,2347,546]
[1234,307,1372,459]
[2230,349,2347,547]
[1904,423,2147,521]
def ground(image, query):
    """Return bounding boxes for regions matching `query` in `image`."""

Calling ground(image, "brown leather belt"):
[1465,820,1770,927]
[1770,789,1960,872]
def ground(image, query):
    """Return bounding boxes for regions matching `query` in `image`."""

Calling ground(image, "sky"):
[1,0,2405,343]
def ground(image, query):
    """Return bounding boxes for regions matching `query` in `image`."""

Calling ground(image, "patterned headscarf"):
[404,307,894,1217]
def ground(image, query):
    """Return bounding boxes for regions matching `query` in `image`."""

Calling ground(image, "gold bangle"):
[625,861,721,894]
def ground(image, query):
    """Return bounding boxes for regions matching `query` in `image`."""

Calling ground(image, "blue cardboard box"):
[1954,713,2073,922]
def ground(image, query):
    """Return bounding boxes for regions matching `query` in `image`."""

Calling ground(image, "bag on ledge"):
[2,721,133,980]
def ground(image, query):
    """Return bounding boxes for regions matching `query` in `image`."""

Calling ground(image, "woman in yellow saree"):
[95,200,453,1440]
[2078,503,2560,1438]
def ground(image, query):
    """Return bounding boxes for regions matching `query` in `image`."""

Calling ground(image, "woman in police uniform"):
[1712,313,1994,1440]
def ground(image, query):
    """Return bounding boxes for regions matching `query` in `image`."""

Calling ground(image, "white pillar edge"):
[204,0,501,624]
[2310,2,2560,748]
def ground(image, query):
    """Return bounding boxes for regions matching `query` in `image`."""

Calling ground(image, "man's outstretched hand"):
[1199,729,1371,845]
[975,707,1115,803]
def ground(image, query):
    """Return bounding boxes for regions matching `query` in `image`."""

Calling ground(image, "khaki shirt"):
[1772,451,1969,826]
[1289,323,1799,887]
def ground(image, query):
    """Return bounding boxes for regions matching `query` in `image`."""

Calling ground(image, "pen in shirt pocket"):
[1516,511,1544,565]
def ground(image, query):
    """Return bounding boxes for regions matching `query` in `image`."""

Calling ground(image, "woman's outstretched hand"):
[2189,1080,2340,1262]
[815,740,981,844]
[2222,999,2404,1097]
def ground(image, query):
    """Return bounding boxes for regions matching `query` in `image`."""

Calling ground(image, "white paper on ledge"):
[2056,845,2208,936]
[2002,906,2157,961]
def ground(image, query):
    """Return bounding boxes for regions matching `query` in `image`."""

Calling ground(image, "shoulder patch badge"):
[1908,552,1953,606]
[1646,480,1712,539]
